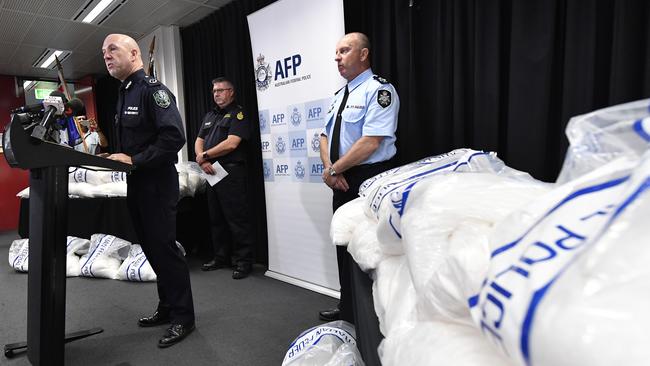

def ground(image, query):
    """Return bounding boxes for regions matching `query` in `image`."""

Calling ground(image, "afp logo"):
[255,53,272,91]
[275,136,286,154]
[294,161,306,179]
[311,132,320,153]
[290,107,302,127]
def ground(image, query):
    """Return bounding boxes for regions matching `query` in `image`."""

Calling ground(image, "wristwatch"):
[202,151,209,159]
[328,166,337,176]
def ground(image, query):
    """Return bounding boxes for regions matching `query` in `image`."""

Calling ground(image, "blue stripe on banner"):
[633,119,650,142]
[137,258,148,281]
[491,239,520,258]
[518,175,649,365]
[490,176,629,258]
[452,152,489,171]
[395,180,419,217]
[12,254,22,268]
[467,294,479,308]
[520,281,554,365]
[371,161,459,214]
[82,234,105,277]
[388,214,402,238]
[126,257,134,281]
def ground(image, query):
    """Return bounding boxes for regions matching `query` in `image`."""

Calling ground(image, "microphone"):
[11,92,67,115]
[11,103,45,114]
[30,95,67,141]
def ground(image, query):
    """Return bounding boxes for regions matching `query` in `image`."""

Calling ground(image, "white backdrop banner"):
[247,0,345,296]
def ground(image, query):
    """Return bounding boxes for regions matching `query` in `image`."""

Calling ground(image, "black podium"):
[2,113,132,365]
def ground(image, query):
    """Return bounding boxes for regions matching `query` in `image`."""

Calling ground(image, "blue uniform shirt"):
[115,69,186,169]
[322,68,399,164]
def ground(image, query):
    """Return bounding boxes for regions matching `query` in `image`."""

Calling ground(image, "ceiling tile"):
[0,10,34,43]
[0,42,16,64]
[149,0,197,25]
[177,5,214,27]
[8,44,44,65]
[203,0,231,8]
[3,0,44,13]
[49,21,96,50]
[21,16,70,48]
[39,0,90,20]
[100,0,162,31]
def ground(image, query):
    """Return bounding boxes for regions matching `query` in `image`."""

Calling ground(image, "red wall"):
[0,75,28,231]
[75,75,97,119]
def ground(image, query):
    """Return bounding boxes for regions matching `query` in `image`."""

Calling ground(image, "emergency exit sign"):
[35,88,55,99]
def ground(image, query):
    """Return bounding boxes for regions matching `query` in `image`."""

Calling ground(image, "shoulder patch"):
[153,90,171,108]
[377,89,392,108]
[373,75,389,84]
[237,111,244,120]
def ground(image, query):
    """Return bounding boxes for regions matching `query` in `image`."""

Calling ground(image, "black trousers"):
[332,161,391,366]
[127,164,195,326]
[206,163,254,266]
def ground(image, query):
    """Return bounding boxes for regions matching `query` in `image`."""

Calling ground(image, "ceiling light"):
[74,0,127,25]
[32,49,72,69]
[23,80,34,90]
[81,0,114,23]
[39,50,63,69]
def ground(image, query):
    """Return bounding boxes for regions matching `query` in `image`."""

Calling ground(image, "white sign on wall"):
[248,0,345,296]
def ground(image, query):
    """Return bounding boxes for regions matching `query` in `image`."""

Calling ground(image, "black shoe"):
[201,259,228,271]
[232,263,252,279]
[319,308,340,321]
[157,323,195,348]
[138,310,171,327]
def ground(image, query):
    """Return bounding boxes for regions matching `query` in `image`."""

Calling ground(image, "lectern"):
[2,113,132,365]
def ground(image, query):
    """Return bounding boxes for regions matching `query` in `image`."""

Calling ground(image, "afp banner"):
[247,0,345,294]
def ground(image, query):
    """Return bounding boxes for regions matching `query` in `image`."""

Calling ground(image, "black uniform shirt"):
[115,69,186,169]
[198,102,250,164]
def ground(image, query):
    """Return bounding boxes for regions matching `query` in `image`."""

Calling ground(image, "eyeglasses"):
[214,88,232,94]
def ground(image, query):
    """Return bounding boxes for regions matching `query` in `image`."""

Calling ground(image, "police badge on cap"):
[377,90,391,108]
[153,90,171,108]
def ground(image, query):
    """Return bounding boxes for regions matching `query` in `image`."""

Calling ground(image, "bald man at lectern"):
[102,33,195,348]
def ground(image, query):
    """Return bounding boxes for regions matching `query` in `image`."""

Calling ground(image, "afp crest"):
[275,136,286,154]
[311,132,320,153]
[290,107,302,127]
[294,161,306,179]
[255,53,272,91]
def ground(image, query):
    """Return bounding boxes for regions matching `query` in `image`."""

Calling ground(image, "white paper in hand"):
[202,161,229,186]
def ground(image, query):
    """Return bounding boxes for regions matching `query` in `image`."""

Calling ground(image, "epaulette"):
[373,75,389,84]
[144,76,161,87]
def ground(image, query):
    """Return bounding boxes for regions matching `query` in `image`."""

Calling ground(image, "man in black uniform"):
[102,33,195,347]
[195,77,255,280]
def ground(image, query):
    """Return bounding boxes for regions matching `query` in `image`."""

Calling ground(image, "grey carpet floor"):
[0,231,338,366]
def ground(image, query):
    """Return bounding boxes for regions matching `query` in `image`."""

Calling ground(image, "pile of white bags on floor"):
[7,234,160,282]
[282,321,365,366]
[8,236,90,277]
[330,99,650,365]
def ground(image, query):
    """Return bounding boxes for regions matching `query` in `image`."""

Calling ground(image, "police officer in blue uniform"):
[319,32,399,364]
[195,77,255,279]
[103,34,195,348]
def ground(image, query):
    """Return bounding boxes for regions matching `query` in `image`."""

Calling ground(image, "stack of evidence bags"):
[329,99,650,366]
